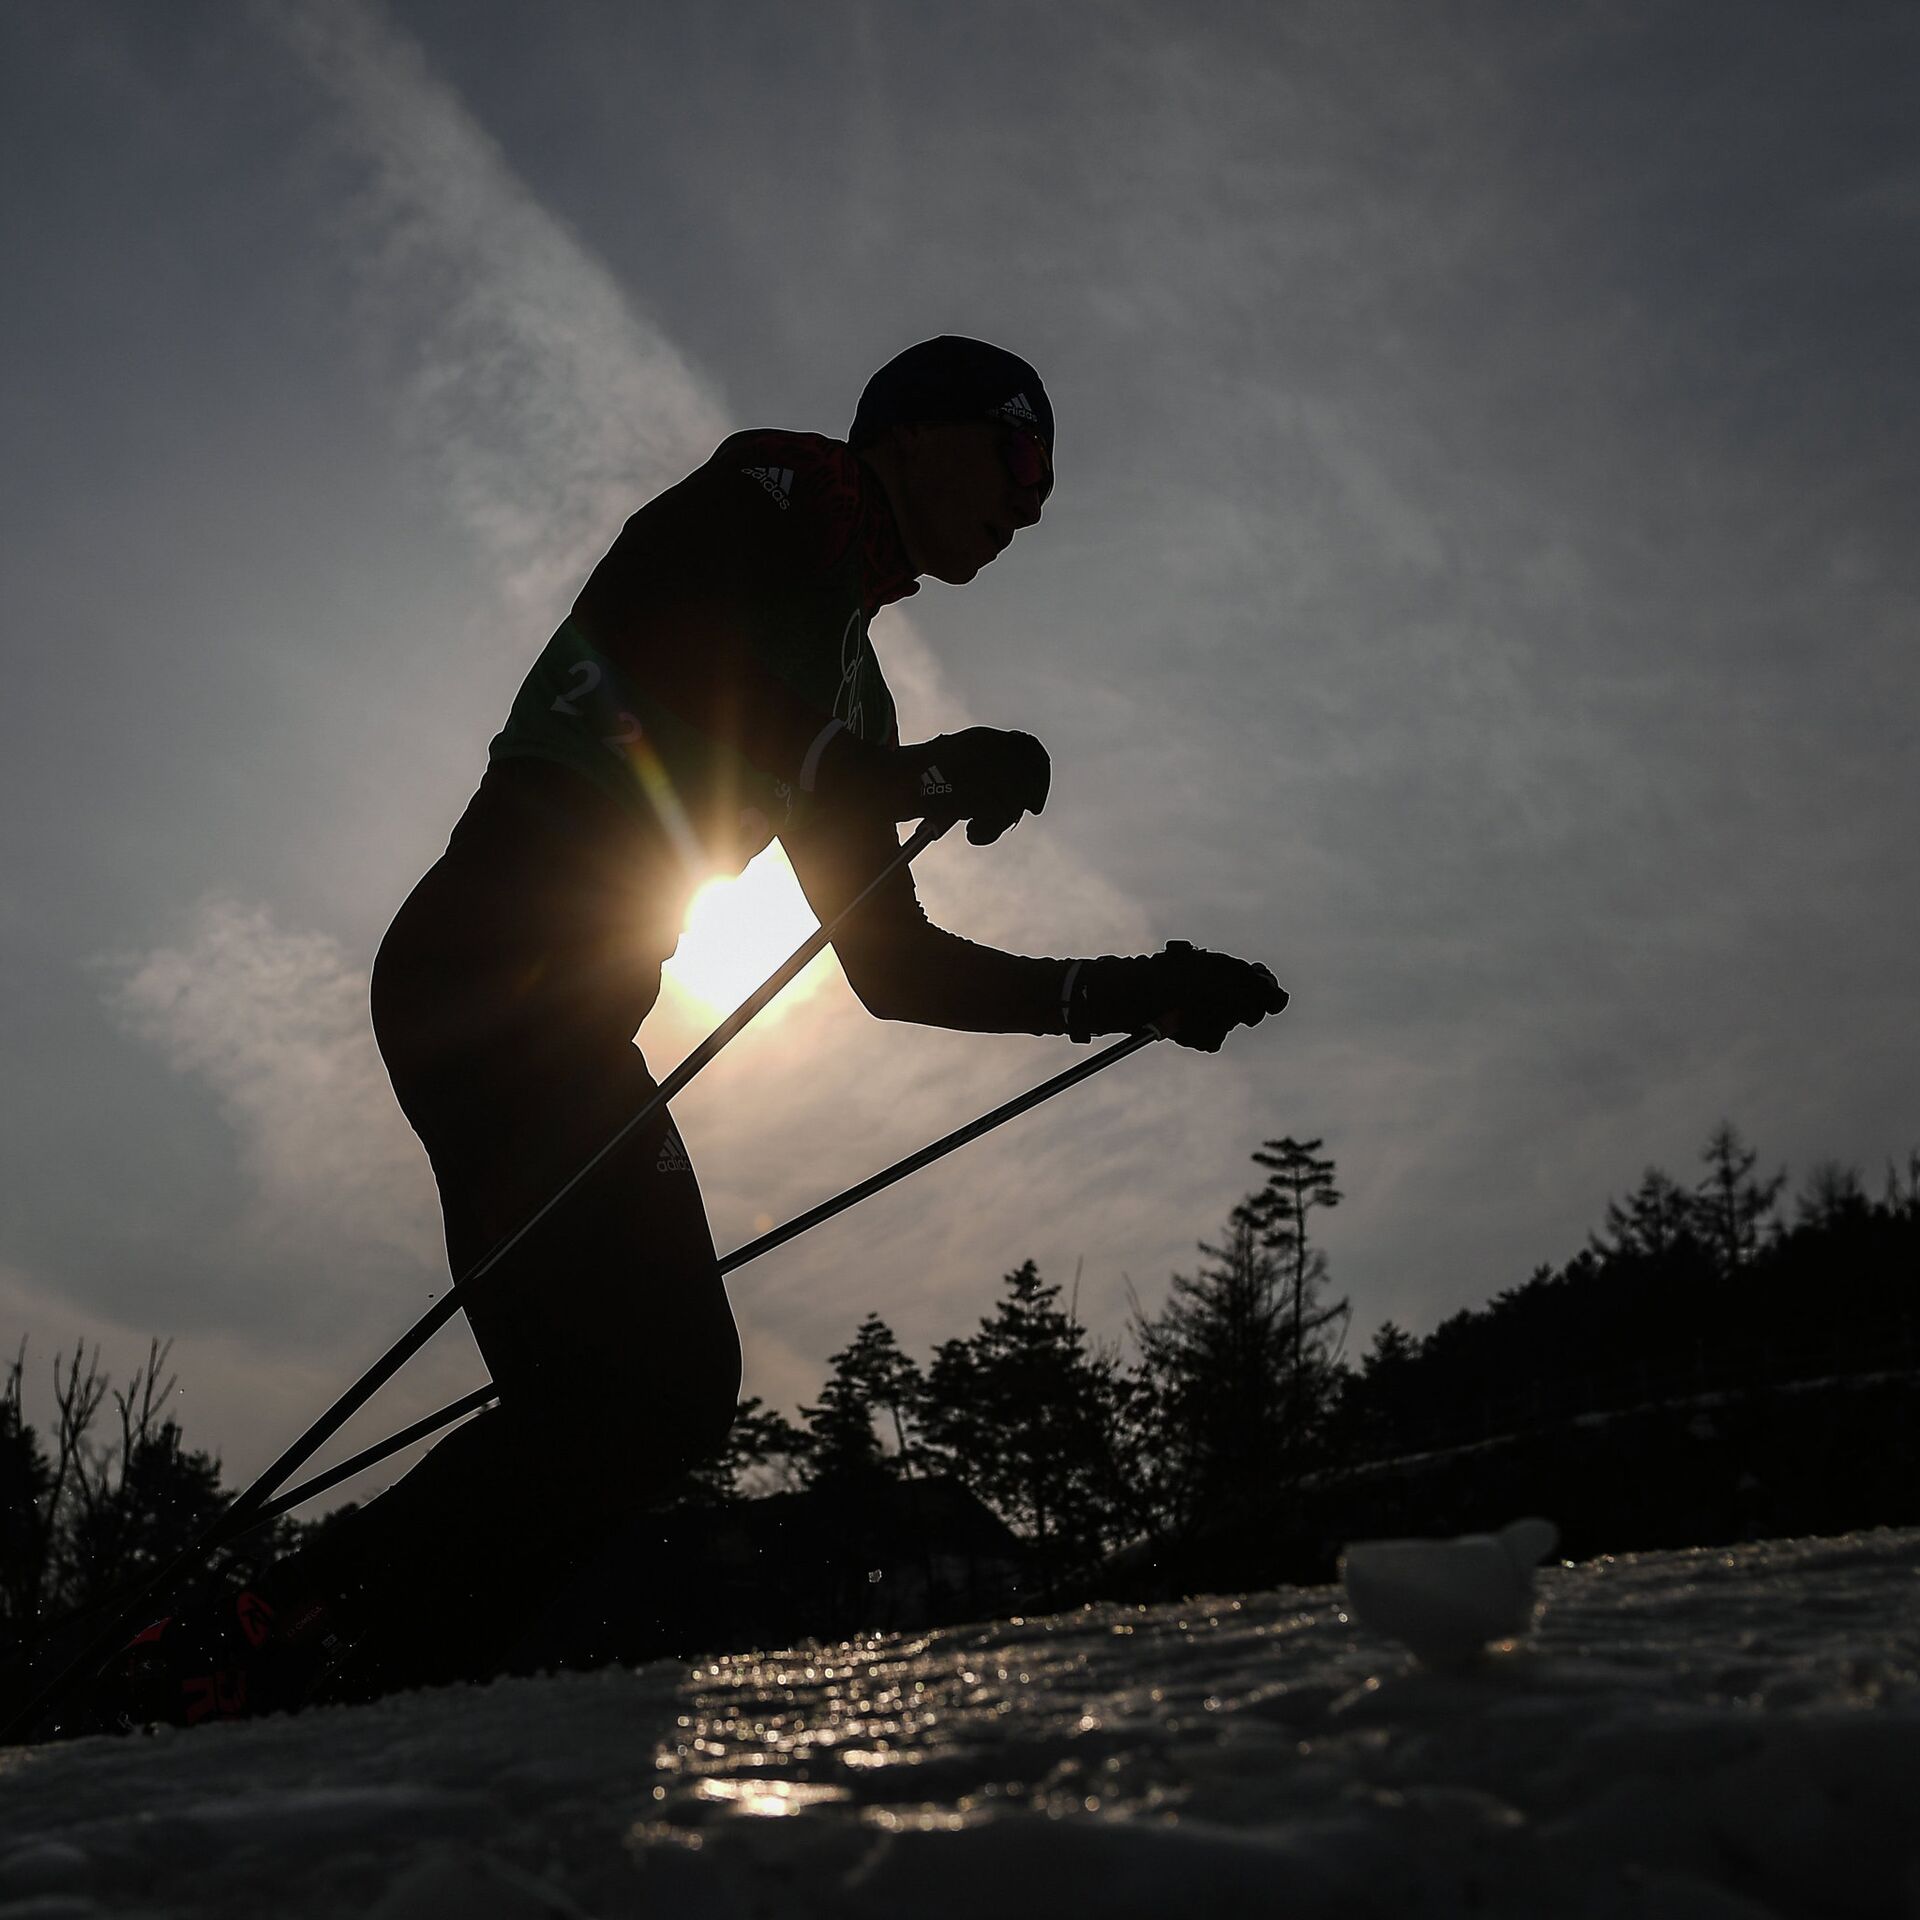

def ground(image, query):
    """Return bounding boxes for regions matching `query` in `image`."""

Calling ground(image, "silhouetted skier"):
[101,337,1286,1720]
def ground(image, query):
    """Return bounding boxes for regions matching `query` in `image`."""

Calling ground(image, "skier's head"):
[850,335,1053,585]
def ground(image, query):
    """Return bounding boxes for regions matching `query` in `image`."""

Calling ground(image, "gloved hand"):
[817,725,1050,844]
[1067,941,1289,1051]
[899,728,1050,843]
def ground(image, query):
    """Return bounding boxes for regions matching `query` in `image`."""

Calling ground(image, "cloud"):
[260,0,725,611]
[102,896,440,1284]
[90,896,500,1490]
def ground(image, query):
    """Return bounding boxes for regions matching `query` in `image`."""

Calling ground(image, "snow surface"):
[4,1527,1918,1919]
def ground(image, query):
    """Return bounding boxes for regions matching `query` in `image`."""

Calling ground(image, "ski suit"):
[286,432,1077,1683]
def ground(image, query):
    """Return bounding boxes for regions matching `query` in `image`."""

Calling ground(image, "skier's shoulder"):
[698,428,866,571]
[583,430,868,612]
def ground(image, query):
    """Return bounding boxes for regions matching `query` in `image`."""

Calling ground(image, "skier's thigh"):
[457,1081,741,1472]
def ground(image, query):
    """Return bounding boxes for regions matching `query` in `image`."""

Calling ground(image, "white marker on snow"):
[1339,1516,1560,1670]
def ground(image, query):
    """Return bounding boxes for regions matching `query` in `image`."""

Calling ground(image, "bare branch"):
[109,1336,180,1483]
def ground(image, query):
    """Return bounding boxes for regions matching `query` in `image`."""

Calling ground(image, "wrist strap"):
[1061,959,1091,1043]
[798,720,846,795]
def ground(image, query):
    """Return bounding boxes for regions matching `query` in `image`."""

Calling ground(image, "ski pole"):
[238,1026,1163,1530]
[4,818,946,1743]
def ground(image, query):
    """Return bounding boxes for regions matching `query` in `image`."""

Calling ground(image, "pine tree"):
[1593,1167,1700,1263]
[1250,1135,1347,1418]
[919,1262,1127,1583]
[680,1395,808,1503]
[800,1360,884,1489]
[840,1313,925,1466]
[1134,1184,1347,1529]
[799,1313,924,1490]
[1695,1122,1785,1273]
[1334,1319,1422,1460]
[1796,1160,1868,1233]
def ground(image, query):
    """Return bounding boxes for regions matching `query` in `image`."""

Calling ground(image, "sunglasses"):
[1001,427,1054,504]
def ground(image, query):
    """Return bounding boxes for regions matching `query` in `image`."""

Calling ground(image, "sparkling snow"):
[4,1527,1917,1919]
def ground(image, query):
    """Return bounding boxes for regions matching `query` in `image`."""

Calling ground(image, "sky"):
[2,1,1915,1503]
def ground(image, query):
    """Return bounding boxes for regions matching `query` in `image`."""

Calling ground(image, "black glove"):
[900,727,1050,844]
[1067,941,1289,1051]
[817,725,1050,844]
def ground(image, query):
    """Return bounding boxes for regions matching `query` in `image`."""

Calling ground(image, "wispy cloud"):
[261,0,724,611]
[103,896,440,1284]
[93,895,486,1487]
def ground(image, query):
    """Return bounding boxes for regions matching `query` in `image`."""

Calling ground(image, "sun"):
[660,846,834,1019]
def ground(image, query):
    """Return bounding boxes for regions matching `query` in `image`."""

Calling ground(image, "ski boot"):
[45,1581,357,1738]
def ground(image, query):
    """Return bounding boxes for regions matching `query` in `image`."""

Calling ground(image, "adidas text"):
[741,465,795,509]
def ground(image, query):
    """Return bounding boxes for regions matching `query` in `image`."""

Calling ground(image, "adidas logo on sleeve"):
[741,464,795,509]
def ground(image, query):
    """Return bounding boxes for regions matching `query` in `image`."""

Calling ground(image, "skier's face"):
[884,420,1049,585]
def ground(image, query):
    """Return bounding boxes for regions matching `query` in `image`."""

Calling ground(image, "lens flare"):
[661,847,832,1019]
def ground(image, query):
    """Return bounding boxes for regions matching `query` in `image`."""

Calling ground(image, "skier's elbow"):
[845,965,910,1024]
[836,935,924,1026]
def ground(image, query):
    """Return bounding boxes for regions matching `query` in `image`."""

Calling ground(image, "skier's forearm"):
[833,872,1074,1034]
[847,918,1073,1035]
[783,815,1071,1035]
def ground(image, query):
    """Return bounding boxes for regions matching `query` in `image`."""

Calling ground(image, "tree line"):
[666,1122,1920,1591]
[6,1123,1917,1646]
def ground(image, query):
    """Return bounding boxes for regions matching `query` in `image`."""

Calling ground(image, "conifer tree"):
[1796,1160,1867,1233]
[1251,1136,1346,1407]
[1335,1319,1422,1459]
[800,1313,923,1490]
[840,1313,925,1465]
[680,1395,808,1502]
[800,1355,885,1490]
[1133,1183,1347,1529]
[1592,1167,1700,1262]
[1696,1122,1785,1273]
[919,1262,1126,1580]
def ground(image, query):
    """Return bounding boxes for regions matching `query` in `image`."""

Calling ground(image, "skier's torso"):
[489,429,912,880]
[375,432,920,1103]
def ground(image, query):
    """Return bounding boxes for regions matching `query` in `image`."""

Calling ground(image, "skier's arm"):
[787,806,1291,1046]
[781,807,1074,1035]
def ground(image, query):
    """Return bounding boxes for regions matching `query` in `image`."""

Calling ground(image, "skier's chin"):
[929,553,983,586]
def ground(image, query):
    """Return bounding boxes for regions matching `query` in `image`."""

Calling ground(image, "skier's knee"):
[683,1380,738,1465]
[557,1362,737,1494]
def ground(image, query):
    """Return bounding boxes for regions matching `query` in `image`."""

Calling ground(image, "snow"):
[4,1527,1919,1919]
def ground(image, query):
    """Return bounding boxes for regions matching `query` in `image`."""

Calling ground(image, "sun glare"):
[661,849,832,1019]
